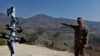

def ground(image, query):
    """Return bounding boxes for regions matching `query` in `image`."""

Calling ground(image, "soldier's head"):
[77,17,84,26]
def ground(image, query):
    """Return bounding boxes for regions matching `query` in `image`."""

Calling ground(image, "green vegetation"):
[0,25,7,46]
[0,38,6,45]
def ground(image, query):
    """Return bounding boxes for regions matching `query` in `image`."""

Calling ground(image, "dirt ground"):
[0,44,74,56]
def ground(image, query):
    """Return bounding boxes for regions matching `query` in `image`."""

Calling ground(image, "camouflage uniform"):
[65,24,89,56]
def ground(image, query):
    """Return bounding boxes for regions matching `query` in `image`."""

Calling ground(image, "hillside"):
[0,44,74,56]
[0,13,100,53]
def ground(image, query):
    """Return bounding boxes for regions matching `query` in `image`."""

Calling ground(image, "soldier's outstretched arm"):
[60,23,76,29]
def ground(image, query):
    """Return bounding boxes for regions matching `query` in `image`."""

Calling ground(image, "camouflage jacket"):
[65,24,89,45]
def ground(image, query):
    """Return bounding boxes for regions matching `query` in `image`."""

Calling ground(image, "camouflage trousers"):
[74,42,86,56]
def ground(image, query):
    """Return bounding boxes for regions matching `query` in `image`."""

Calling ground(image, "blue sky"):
[0,0,100,22]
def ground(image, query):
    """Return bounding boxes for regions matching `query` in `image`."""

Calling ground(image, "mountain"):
[0,13,100,33]
[21,14,100,33]
[0,13,100,52]
[0,13,26,27]
[0,13,9,26]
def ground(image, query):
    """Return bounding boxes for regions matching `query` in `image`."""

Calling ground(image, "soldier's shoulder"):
[83,25,88,30]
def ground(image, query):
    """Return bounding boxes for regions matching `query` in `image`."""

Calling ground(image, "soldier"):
[61,17,89,56]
